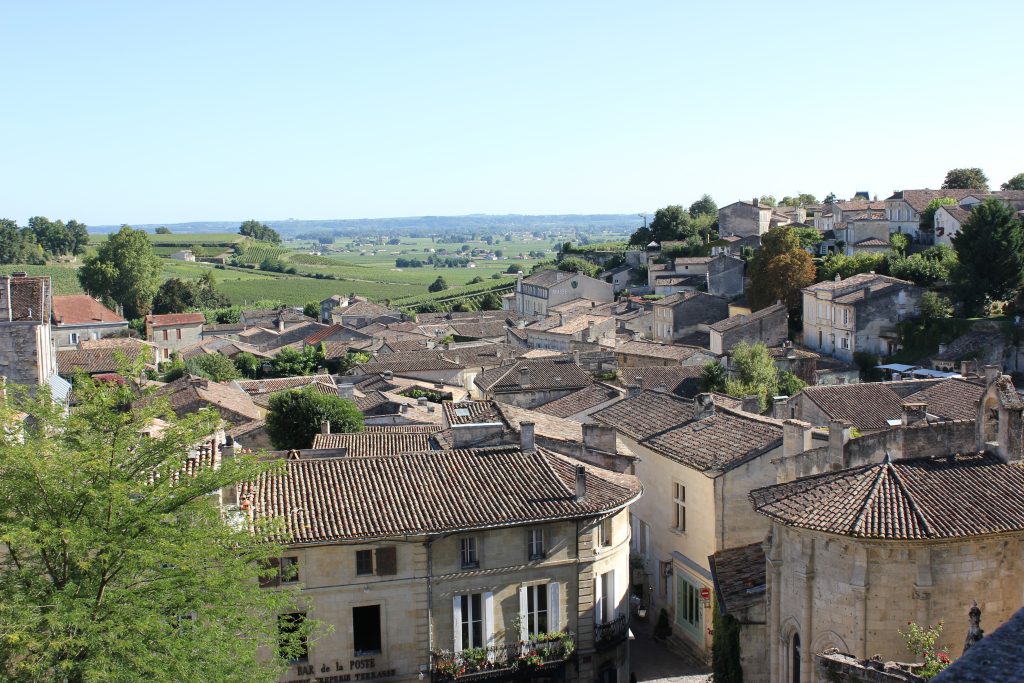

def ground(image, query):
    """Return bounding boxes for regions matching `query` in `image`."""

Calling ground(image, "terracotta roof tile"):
[474,358,593,392]
[534,384,623,418]
[615,340,712,363]
[310,430,441,455]
[146,312,205,327]
[52,295,124,325]
[709,542,766,615]
[799,379,966,429]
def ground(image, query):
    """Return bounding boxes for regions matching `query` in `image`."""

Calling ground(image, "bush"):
[428,276,449,293]
[265,388,364,449]
[186,353,241,382]
[920,291,953,319]
[712,604,742,683]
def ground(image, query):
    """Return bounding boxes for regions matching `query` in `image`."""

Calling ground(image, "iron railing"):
[594,614,628,651]
[431,633,575,682]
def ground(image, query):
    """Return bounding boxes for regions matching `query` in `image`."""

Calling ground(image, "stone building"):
[592,391,787,662]
[146,312,206,361]
[718,199,774,239]
[474,357,593,408]
[523,313,616,352]
[801,273,922,363]
[651,292,729,344]
[50,295,127,350]
[0,274,60,390]
[614,340,717,369]
[708,303,788,355]
[514,271,613,317]
[748,370,1024,683]
[235,430,642,683]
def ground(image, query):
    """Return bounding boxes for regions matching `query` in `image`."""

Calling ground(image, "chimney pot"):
[575,465,587,500]
[984,365,1000,383]
[902,401,929,427]
[694,393,716,420]
[741,394,761,414]
[519,366,530,387]
[520,421,535,452]
[417,397,428,407]
[320,420,331,435]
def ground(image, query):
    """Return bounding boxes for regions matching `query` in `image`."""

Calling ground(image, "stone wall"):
[707,255,746,299]
[816,652,923,683]
[0,323,46,387]
[710,304,788,355]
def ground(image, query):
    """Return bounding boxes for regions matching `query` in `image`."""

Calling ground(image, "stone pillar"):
[799,538,815,683]
[851,544,869,659]
[766,529,783,683]
[913,548,933,628]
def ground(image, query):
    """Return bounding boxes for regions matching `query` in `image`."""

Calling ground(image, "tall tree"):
[823,192,837,205]
[919,197,957,233]
[724,341,779,412]
[239,219,281,244]
[0,219,44,265]
[265,387,364,449]
[688,194,718,218]
[952,198,1024,315]
[647,205,694,243]
[1001,173,1024,191]
[0,366,310,682]
[78,225,163,319]
[759,195,777,207]
[745,226,817,312]
[942,167,989,190]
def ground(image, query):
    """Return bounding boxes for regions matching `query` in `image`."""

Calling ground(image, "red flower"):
[937,652,950,664]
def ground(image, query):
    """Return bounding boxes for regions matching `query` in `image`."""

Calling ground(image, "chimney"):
[828,421,852,470]
[399,403,408,414]
[627,377,642,398]
[417,397,429,407]
[382,370,394,381]
[984,365,1001,384]
[752,196,759,207]
[426,339,435,349]
[587,320,596,342]
[320,420,331,435]
[558,312,566,327]
[337,384,354,400]
[277,316,285,333]
[434,382,444,390]
[516,320,526,329]
[573,349,580,365]
[783,419,813,458]
[960,360,975,377]
[519,366,530,387]
[575,465,587,500]
[694,393,715,420]
[771,395,789,419]
[902,401,929,427]
[516,271,524,291]
[741,395,761,414]
[582,423,616,453]
[520,421,535,452]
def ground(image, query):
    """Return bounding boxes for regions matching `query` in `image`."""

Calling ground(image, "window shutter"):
[518,586,528,642]
[594,574,604,625]
[483,592,495,647]
[608,570,617,619]
[453,595,463,652]
[259,557,280,588]
[548,582,560,632]
[376,547,397,576]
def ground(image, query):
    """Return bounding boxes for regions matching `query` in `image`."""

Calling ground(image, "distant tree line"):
[0,216,89,264]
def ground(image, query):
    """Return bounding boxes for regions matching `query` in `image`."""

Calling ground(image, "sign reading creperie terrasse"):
[284,657,399,683]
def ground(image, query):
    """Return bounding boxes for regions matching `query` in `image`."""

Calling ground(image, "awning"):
[875,363,917,372]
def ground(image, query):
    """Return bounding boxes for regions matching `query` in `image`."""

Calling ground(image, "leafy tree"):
[186,353,241,382]
[725,342,778,412]
[942,167,989,190]
[1001,173,1024,191]
[779,194,816,207]
[920,291,954,318]
[0,365,310,682]
[791,226,823,250]
[233,351,262,378]
[78,225,163,319]
[153,278,198,314]
[506,264,523,274]
[468,276,484,285]
[479,292,503,310]
[699,361,727,392]
[0,219,45,265]
[745,226,816,312]
[557,256,599,277]
[823,192,837,205]
[919,197,957,233]
[759,195,777,207]
[267,345,325,378]
[886,247,957,286]
[777,370,807,398]
[952,197,1024,315]
[265,387,364,449]
[155,226,172,234]
[428,276,449,293]
[688,194,717,218]
[302,301,320,319]
[648,205,692,242]
[819,252,888,281]
[239,219,281,243]
[326,351,371,376]
[889,232,909,256]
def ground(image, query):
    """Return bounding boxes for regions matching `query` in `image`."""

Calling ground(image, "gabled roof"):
[615,340,711,362]
[150,375,264,424]
[52,295,124,326]
[335,300,393,318]
[709,542,766,615]
[708,302,786,333]
[1,275,49,322]
[310,430,441,455]
[615,365,705,398]
[797,378,976,430]
[750,452,1024,540]
[236,374,336,397]
[533,384,623,418]
[239,446,642,544]
[887,189,980,213]
[474,358,593,392]
[522,269,575,287]
[58,347,154,375]
[146,312,206,327]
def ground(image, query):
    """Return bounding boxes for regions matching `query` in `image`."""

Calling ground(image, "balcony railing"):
[594,614,628,651]
[431,632,576,682]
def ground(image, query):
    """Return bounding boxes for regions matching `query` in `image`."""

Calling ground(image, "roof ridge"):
[848,463,889,537]
[885,458,934,537]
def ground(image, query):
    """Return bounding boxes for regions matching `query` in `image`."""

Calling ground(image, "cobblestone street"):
[629,618,712,683]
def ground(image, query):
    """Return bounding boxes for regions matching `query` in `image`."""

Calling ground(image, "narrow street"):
[629,618,713,683]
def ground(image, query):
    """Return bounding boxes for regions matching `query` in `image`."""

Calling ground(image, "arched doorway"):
[791,632,801,683]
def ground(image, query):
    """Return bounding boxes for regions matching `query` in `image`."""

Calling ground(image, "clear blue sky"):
[2,1,1022,226]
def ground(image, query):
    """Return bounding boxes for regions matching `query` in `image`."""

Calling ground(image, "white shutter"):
[483,592,495,647]
[453,595,463,652]
[518,586,529,641]
[594,573,604,625]
[548,582,560,632]
[609,570,617,619]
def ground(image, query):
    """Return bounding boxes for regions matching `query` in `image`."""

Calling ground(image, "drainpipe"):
[426,538,434,683]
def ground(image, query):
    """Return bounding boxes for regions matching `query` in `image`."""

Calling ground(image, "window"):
[278,612,308,663]
[458,593,483,649]
[791,632,801,683]
[596,570,615,624]
[356,549,373,576]
[352,605,382,655]
[176,328,182,340]
[279,556,299,584]
[675,574,703,640]
[355,547,396,576]
[162,348,169,360]
[460,537,478,569]
[598,518,612,547]
[842,308,849,325]
[525,584,549,635]
[69,332,79,345]
[840,337,849,350]
[673,482,686,532]
[527,528,545,560]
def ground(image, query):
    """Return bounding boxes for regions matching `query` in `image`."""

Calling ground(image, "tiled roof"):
[353,390,391,413]
[474,358,593,392]
[592,391,696,442]
[937,204,972,225]
[359,351,464,374]
[364,425,444,434]
[1,275,49,322]
[335,300,393,318]
[443,400,505,425]
[310,430,439,455]
[886,189,978,213]
[803,272,912,294]
[709,542,766,615]
[522,269,574,287]
[57,347,147,375]
[52,295,124,325]
[450,320,510,339]
[242,308,312,327]
[303,323,348,345]
[645,407,782,472]
[150,375,264,424]
[851,237,890,247]
[527,314,611,336]
[902,378,985,422]
[615,340,710,362]
[750,452,1024,540]
[709,303,786,333]
[799,379,951,430]
[615,366,704,398]
[240,446,642,543]
[534,384,623,418]
[237,374,336,397]
[146,312,205,327]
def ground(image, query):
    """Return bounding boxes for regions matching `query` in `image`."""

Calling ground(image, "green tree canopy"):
[823,192,837,205]
[688,194,718,218]
[155,226,172,234]
[152,274,229,314]
[745,226,817,311]
[557,256,599,277]
[479,292,503,310]
[725,342,779,412]
[233,351,262,378]
[428,276,449,292]
[187,352,241,382]
[267,345,325,378]
[779,193,817,207]
[952,197,1024,314]
[919,197,957,232]
[302,301,320,319]
[239,220,281,244]
[942,167,989,190]
[759,195,777,207]
[26,216,88,257]
[630,205,698,245]
[0,219,45,265]
[265,387,364,449]
[78,225,163,319]
[0,366,310,682]
[699,361,727,393]
[1001,173,1024,191]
